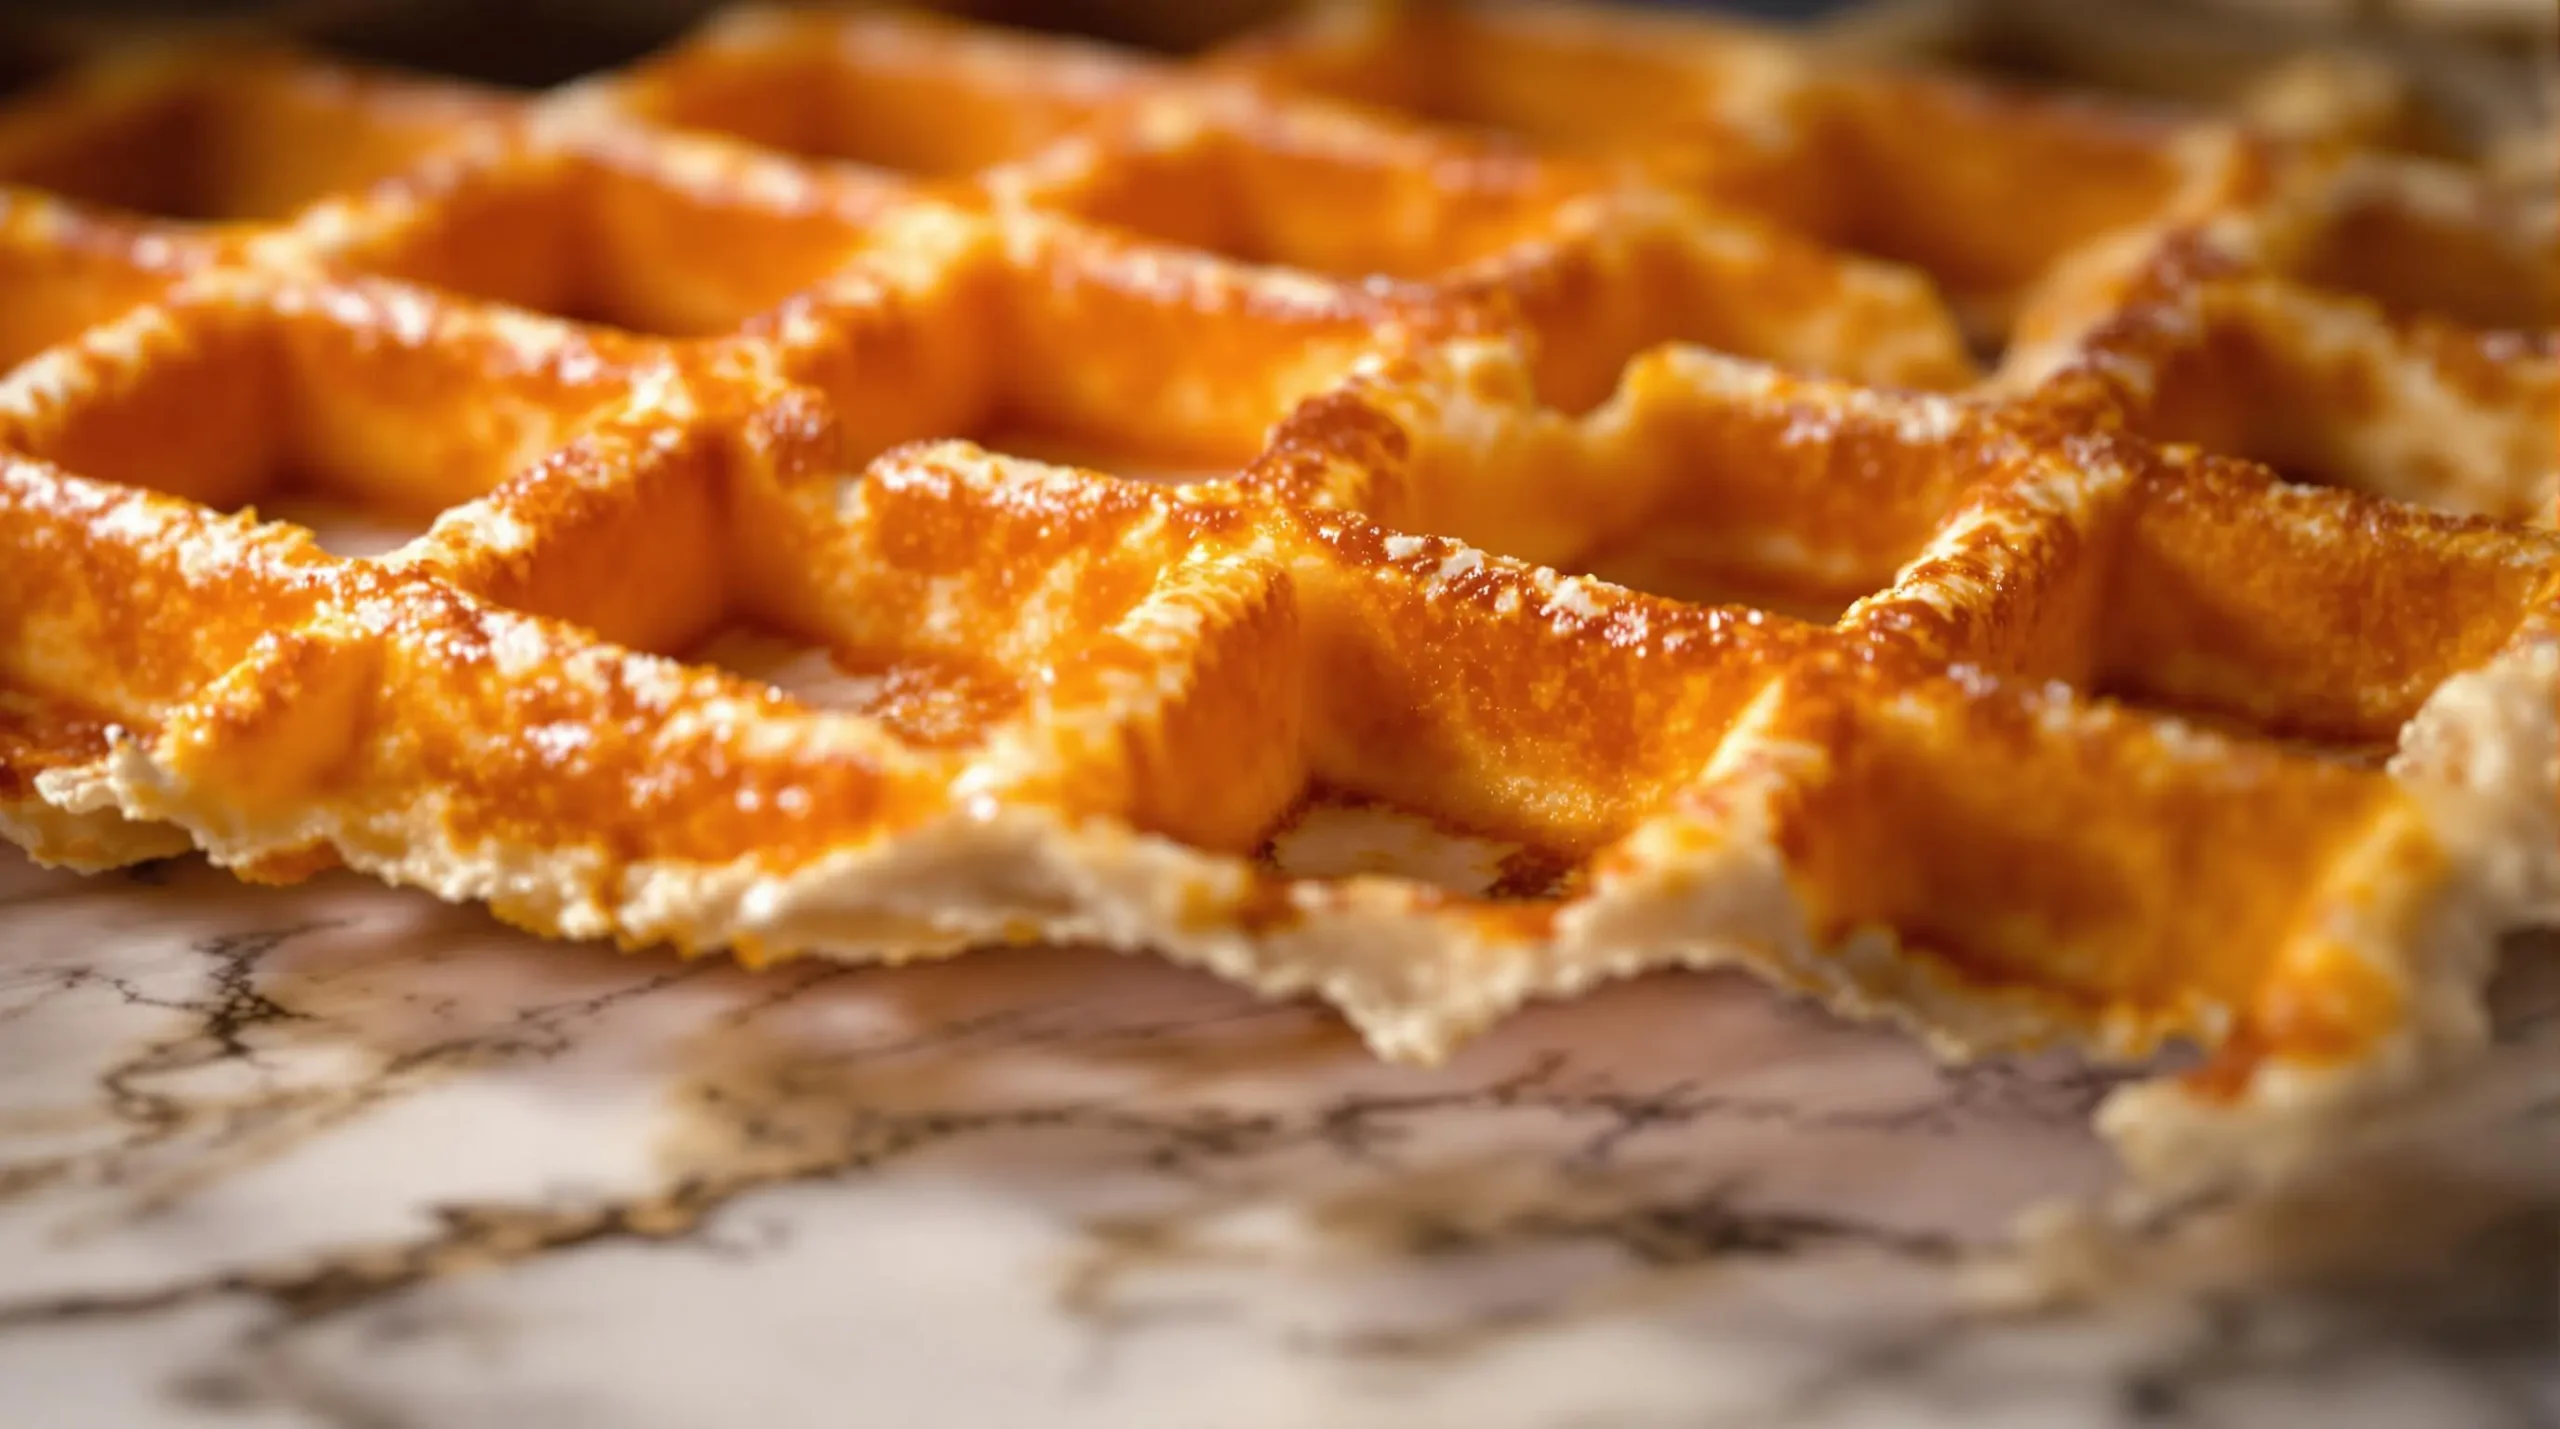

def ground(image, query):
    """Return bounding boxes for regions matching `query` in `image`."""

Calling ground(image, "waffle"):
[0,1,2552,1201]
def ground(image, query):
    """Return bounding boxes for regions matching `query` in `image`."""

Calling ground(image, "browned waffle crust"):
[0,0,2552,1200]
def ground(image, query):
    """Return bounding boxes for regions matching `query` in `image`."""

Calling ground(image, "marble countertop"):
[0,847,2551,1427]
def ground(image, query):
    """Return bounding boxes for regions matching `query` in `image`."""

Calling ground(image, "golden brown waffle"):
[0,1,2553,1200]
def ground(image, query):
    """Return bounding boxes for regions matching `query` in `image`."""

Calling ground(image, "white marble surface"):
[0,846,2551,1428]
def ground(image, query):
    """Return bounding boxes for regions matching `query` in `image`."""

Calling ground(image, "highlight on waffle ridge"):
[0,0,2551,1207]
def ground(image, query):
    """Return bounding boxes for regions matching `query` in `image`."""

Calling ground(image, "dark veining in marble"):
[0,856,2551,1426]
[0,890,2002,1342]
[0,908,714,1220]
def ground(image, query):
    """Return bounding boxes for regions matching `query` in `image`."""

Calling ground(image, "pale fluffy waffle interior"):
[0,0,2554,1203]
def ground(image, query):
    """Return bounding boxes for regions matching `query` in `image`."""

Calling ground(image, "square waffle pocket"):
[1,0,2554,1203]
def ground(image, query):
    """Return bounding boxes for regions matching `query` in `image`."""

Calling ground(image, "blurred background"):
[0,0,2543,167]
[0,0,2549,85]
[0,3,1857,85]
